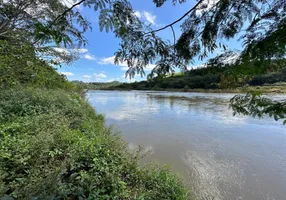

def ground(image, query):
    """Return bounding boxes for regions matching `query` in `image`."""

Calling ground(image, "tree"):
[0,0,89,64]
[116,0,286,76]
[1,0,285,122]
[2,0,285,69]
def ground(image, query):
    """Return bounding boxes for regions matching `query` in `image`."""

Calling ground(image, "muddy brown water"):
[87,90,286,200]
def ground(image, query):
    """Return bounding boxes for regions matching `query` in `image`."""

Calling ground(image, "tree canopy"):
[1,0,285,72]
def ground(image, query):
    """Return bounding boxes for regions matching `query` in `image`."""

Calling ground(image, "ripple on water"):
[127,143,154,156]
[182,149,245,200]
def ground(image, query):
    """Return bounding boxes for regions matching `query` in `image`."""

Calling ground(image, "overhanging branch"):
[50,0,87,27]
[145,0,204,35]
[33,0,87,45]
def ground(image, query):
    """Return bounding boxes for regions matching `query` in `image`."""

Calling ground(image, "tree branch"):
[145,0,204,35]
[32,0,87,45]
[170,25,176,47]
[49,0,87,27]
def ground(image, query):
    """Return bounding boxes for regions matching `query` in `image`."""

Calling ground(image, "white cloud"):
[83,75,92,79]
[143,11,156,25]
[84,54,96,60]
[53,47,88,54]
[54,47,69,54]
[134,11,142,18]
[98,56,117,65]
[93,72,107,82]
[76,48,88,54]
[187,64,207,70]
[51,47,89,64]
[134,11,157,25]
[54,48,93,60]
[98,56,156,71]
[60,72,74,77]
[94,73,107,78]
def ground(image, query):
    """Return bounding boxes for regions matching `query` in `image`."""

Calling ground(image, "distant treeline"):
[100,60,286,91]
[75,59,286,91]
[73,81,122,90]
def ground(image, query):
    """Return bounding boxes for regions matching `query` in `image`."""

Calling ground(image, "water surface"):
[87,90,286,200]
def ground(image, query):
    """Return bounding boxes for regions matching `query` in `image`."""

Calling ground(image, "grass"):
[0,87,190,199]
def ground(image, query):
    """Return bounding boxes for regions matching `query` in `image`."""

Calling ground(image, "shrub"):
[183,85,189,92]
[248,68,286,86]
[0,88,189,199]
[0,41,72,90]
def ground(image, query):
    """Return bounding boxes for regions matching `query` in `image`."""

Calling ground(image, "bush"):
[0,88,189,199]
[0,41,78,90]
[183,85,189,92]
[248,68,286,86]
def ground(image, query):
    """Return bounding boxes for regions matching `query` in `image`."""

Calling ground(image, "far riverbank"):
[95,84,286,94]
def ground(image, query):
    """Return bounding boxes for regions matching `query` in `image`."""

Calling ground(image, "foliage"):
[107,56,286,91]
[0,0,89,45]
[0,33,190,198]
[73,81,122,90]
[115,0,286,76]
[0,88,189,199]
[230,92,286,125]
[0,0,87,64]
[248,68,286,86]
[183,85,189,92]
[2,0,285,75]
[0,40,77,90]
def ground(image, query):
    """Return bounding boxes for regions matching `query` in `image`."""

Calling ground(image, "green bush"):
[0,88,189,199]
[248,68,286,86]
[0,41,77,90]
[183,85,189,92]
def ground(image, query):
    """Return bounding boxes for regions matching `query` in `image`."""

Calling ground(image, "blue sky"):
[58,0,243,83]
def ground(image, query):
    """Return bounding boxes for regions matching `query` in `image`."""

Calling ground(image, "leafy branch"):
[49,0,87,28]
[230,92,286,125]
[145,0,204,35]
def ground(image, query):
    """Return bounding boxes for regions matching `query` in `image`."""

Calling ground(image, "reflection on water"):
[87,91,286,200]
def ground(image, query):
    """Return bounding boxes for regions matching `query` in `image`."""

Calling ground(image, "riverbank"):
[0,40,191,199]
[96,84,286,94]
[0,87,190,199]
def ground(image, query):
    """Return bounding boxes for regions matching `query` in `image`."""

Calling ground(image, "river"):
[87,90,286,200]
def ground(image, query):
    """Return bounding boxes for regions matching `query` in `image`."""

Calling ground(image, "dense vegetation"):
[0,41,189,199]
[0,88,188,199]
[100,55,286,91]
[73,81,122,90]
